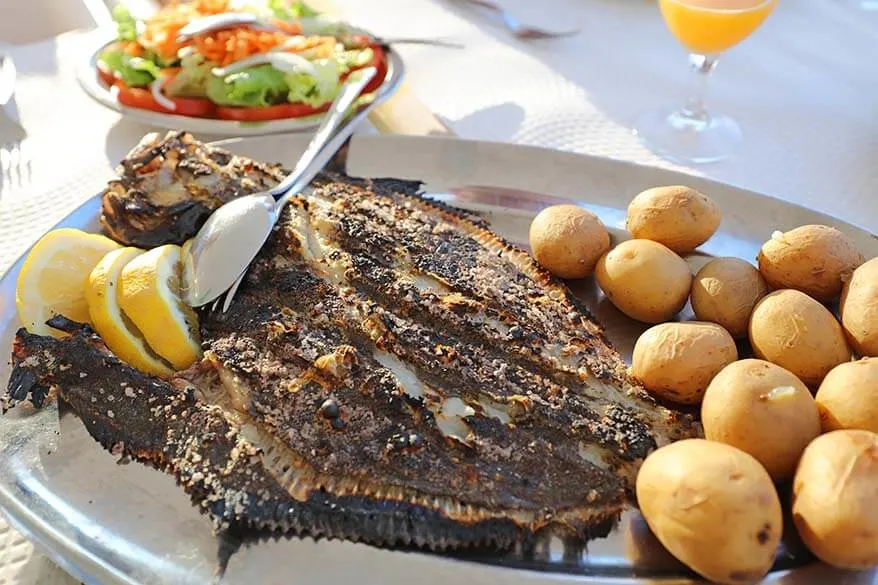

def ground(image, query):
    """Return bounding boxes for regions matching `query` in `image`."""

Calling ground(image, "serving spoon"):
[177,13,464,48]
[177,12,269,41]
[182,66,378,309]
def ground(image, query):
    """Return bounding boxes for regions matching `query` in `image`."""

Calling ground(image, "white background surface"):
[0,0,877,583]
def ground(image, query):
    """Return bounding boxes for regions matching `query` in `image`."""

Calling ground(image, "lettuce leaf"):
[163,52,212,98]
[112,5,138,42]
[284,58,340,107]
[144,49,177,69]
[99,49,161,87]
[206,65,289,107]
[269,0,319,20]
[337,48,374,72]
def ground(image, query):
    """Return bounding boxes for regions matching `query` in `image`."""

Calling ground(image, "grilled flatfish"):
[7,132,696,550]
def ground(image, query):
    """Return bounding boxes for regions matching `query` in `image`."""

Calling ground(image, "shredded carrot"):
[273,19,302,36]
[193,28,295,67]
[140,6,193,60]
[194,0,229,15]
[122,41,145,57]
[130,0,306,65]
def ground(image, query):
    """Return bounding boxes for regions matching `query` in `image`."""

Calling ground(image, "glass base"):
[634,107,743,165]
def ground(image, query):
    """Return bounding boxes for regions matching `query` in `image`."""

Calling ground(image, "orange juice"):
[659,0,776,55]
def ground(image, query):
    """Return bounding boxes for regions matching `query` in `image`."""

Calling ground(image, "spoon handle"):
[269,67,377,210]
[177,13,264,41]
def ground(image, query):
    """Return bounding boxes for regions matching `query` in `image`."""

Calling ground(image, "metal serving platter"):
[0,134,876,585]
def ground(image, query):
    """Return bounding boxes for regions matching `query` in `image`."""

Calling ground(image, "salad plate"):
[1,133,876,585]
[76,2,404,136]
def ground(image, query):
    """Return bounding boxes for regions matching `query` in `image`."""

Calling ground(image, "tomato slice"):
[160,77,216,118]
[113,78,216,118]
[97,64,116,87]
[115,83,169,114]
[215,101,332,122]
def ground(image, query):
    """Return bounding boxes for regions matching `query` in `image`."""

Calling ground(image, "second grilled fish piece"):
[100,132,286,248]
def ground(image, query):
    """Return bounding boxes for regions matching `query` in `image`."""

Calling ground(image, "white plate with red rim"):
[76,30,405,136]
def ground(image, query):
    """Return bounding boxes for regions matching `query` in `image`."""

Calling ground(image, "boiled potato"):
[815,358,878,433]
[749,289,851,387]
[702,359,821,482]
[627,186,721,253]
[631,322,737,404]
[757,225,864,303]
[840,257,878,357]
[636,439,782,585]
[691,258,769,338]
[792,430,878,570]
[595,240,692,323]
[529,205,611,279]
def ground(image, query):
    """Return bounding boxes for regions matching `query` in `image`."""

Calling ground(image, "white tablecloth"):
[0,0,876,582]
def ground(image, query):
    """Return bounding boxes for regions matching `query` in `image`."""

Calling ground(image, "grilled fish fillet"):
[7,131,696,550]
[100,132,286,247]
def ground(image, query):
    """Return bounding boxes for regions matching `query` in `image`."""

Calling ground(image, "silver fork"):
[454,0,579,39]
[0,54,30,190]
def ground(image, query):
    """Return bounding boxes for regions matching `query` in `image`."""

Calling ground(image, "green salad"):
[97,0,384,121]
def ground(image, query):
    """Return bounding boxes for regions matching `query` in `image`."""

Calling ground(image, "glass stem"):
[680,53,718,123]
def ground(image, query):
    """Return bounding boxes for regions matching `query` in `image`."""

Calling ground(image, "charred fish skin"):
[6,324,537,549]
[100,131,287,248]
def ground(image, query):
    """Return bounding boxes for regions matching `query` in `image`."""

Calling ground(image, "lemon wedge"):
[86,247,174,377]
[118,244,202,370]
[16,228,121,337]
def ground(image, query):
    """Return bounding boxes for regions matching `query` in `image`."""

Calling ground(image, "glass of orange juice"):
[634,0,777,163]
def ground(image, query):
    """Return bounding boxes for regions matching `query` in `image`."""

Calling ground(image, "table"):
[0,0,876,582]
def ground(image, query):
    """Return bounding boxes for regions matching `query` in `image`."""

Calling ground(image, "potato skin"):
[595,239,692,323]
[627,186,721,253]
[691,258,769,338]
[792,430,878,570]
[528,205,611,279]
[757,225,864,303]
[636,439,782,585]
[840,257,878,357]
[702,359,821,482]
[749,289,851,387]
[631,322,738,405]
[815,358,878,433]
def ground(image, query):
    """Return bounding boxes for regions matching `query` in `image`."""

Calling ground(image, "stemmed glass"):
[634,0,777,164]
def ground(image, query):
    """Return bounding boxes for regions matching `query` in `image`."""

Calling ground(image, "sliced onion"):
[177,46,196,60]
[275,35,308,52]
[212,52,316,77]
[150,78,176,111]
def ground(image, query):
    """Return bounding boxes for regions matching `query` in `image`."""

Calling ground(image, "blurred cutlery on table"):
[451,0,580,40]
[0,53,30,191]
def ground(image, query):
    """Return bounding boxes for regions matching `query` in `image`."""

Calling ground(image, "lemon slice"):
[118,244,202,370]
[16,228,121,337]
[86,247,174,377]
